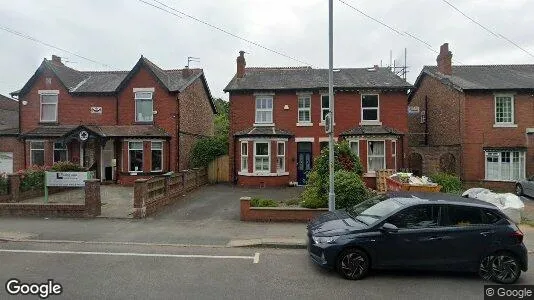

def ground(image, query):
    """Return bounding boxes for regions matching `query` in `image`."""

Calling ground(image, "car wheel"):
[336,248,370,280]
[479,252,521,284]
[516,184,524,196]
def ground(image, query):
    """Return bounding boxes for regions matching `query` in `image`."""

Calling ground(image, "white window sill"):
[360,121,382,126]
[296,122,313,127]
[319,122,336,126]
[493,123,517,128]
[129,172,141,175]
[363,172,377,177]
[238,171,289,177]
[253,123,275,127]
[483,179,522,182]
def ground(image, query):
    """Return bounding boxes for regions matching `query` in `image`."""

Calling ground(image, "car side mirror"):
[380,223,399,233]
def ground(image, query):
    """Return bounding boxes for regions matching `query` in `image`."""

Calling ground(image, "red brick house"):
[408,43,534,190]
[0,94,22,173]
[2,55,215,184]
[225,51,412,188]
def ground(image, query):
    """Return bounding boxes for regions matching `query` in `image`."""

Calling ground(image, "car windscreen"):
[347,196,404,225]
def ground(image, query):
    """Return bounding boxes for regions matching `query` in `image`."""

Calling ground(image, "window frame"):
[255,95,273,124]
[30,141,45,166]
[53,142,68,163]
[386,204,442,230]
[484,150,525,181]
[494,94,514,125]
[151,141,163,172]
[277,141,285,173]
[361,94,380,122]
[128,141,144,172]
[442,205,487,227]
[253,141,270,173]
[392,140,397,171]
[320,94,329,123]
[348,140,359,157]
[39,92,59,123]
[240,141,248,172]
[297,95,312,123]
[367,140,386,173]
[135,91,154,123]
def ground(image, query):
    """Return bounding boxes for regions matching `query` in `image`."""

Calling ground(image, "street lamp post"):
[327,0,335,212]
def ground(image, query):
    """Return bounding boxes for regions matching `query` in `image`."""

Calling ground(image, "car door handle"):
[480,231,495,237]
[420,236,442,242]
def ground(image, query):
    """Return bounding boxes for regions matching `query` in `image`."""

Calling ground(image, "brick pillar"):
[133,178,148,218]
[84,179,101,217]
[7,174,21,203]
[240,197,251,221]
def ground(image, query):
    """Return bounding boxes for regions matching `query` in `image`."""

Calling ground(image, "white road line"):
[253,252,260,264]
[0,249,257,261]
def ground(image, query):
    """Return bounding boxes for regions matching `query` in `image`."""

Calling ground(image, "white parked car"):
[515,176,534,198]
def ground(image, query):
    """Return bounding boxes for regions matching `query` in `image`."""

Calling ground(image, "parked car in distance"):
[307,192,527,284]
[516,175,534,197]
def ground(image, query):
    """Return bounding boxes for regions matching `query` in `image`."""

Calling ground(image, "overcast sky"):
[0,0,533,100]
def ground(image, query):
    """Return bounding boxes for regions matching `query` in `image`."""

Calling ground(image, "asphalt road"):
[0,241,532,300]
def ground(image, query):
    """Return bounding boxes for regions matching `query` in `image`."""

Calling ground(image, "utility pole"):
[327,0,335,212]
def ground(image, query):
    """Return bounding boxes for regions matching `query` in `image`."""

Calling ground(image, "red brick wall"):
[0,136,24,172]
[229,90,408,187]
[240,197,327,222]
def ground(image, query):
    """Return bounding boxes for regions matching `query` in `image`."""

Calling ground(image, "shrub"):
[333,170,368,209]
[250,198,279,207]
[0,174,7,195]
[430,172,462,193]
[50,161,86,172]
[190,136,228,168]
[300,171,327,209]
[19,166,47,192]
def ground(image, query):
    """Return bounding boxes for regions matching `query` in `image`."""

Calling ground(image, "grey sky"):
[0,0,533,100]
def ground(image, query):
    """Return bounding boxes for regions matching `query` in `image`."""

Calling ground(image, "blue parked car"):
[307,192,527,284]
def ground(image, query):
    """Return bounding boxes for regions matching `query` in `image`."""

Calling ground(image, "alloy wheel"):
[337,249,369,280]
[479,253,521,284]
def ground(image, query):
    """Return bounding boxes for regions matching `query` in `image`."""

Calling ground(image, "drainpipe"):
[176,93,180,172]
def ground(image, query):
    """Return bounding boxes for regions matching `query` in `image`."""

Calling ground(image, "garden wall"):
[240,197,327,222]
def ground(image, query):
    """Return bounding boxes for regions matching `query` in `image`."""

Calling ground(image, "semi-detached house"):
[225,51,412,188]
[1,55,216,184]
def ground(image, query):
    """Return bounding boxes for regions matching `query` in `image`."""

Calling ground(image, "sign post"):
[44,171,89,203]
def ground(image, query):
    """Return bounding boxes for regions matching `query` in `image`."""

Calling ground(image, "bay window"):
[30,141,45,166]
[151,141,163,172]
[277,142,285,172]
[241,142,248,172]
[53,142,68,163]
[40,93,58,122]
[298,95,311,123]
[367,140,385,172]
[254,142,270,172]
[135,91,153,122]
[255,96,273,124]
[362,94,379,122]
[129,141,144,172]
[485,150,525,181]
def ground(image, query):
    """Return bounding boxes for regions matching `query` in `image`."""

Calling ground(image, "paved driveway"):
[155,184,304,221]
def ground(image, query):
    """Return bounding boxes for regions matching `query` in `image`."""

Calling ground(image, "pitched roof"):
[20,125,170,138]
[0,94,19,131]
[234,126,293,137]
[224,67,412,92]
[340,125,403,136]
[416,65,534,91]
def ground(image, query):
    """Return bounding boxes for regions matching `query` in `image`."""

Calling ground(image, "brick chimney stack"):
[436,43,453,75]
[182,65,192,77]
[51,55,63,65]
[236,51,246,78]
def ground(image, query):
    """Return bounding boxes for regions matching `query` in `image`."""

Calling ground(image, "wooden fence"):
[207,155,229,183]
[133,167,208,218]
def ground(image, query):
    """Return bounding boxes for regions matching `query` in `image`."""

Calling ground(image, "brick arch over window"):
[439,152,456,175]
[408,153,423,177]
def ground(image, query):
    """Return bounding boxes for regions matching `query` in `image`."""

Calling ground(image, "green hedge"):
[250,198,279,207]
[430,172,462,193]
[0,176,7,195]
[190,136,228,168]
[19,167,46,192]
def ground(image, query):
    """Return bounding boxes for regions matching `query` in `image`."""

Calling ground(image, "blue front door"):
[297,142,312,185]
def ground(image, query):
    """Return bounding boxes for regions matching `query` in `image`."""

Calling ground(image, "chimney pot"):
[182,66,192,77]
[51,55,62,65]
[374,65,379,70]
[436,43,453,75]
[236,51,246,78]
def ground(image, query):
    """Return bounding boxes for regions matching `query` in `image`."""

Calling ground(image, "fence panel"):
[208,155,229,183]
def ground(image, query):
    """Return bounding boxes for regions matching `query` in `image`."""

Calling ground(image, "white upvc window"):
[135,91,153,122]
[349,140,359,157]
[254,141,270,172]
[277,142,285,172]
[30,141,45,166]
[298,95,311,123]
[362,94,379,122]
[392,140,397,171]
[53,142,68,163]
[494,94,514,125]
[367,140,385,173]
[485,150,525,181]
[255,96,273,124]
[321,95,329,122]
[128,141,144,172]
[40,92,58,122]
[151,141,163,172]
[241,141,248,172]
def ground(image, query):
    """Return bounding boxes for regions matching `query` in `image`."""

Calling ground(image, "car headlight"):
[312,236,339,244]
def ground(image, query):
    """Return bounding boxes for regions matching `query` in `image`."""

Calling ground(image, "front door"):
[297,142,312,185]
[101,140,115,181]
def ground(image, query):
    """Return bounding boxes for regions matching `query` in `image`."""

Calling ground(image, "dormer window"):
[39,90,59,123]
[135,91,153,122]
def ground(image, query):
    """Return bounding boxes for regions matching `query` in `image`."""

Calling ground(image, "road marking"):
[253,252,260,264]
[0,249,258,262]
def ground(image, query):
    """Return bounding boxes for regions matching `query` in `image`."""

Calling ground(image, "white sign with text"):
[46,172,88,187]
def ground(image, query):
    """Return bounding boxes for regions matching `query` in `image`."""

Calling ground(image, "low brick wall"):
[0,179,101,218]
[240,197,328,222]
[133,168,208,219]
[463,180,516,193]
